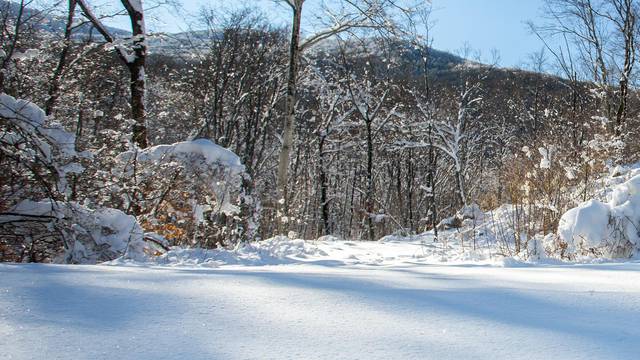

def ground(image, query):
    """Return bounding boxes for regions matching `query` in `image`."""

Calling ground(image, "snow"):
[116,138,248,217]
[610,173,640,207]
[118,138,245,175]
[109,232,504,268]
[558,171,640,257]
[0,93,80,194]
[558,200,611,251]
[538,146,552,169]
[92,208,143,253]
[1,260,639,360]
[458,202,484,221]
[0,93,46,126]
[2,200,145,263]
[142,236,326,267]
[11,49,39,61]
